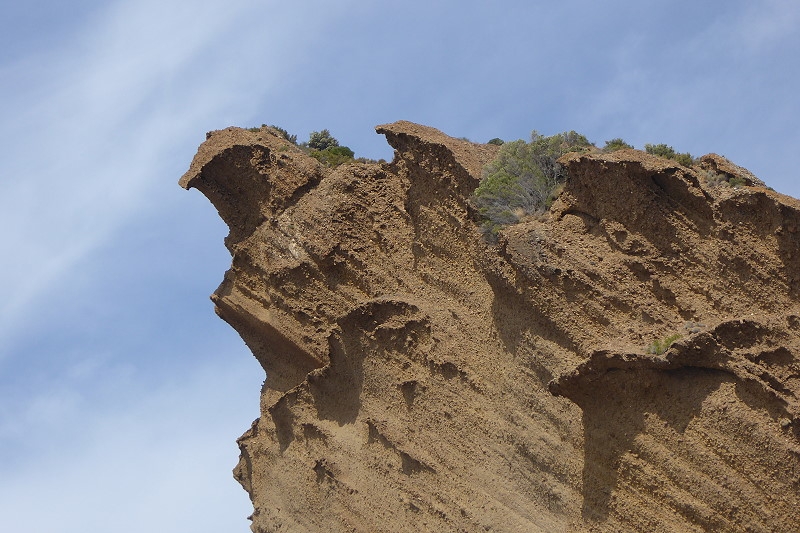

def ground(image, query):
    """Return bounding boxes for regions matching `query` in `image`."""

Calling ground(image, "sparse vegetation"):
[247,125,371,167]
[644,143,677,158]
[310,145,355,167]
[700,170,747,189]
[270,125,298,144]
[700,169,728,188]
[356,157,387,164]
[646,333,682,355]
[603,138,633,152]
[645,143,695,167]
[470,130,593,239]
[729,176,746,188]
[673,153,694,167]
[245,124,298,144]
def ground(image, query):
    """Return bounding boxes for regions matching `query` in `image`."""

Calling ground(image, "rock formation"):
[180,121,800,532]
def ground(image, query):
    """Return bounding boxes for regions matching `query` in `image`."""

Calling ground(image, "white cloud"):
[0,3,369,529]
[4,3,800,532]
[0,0,353,352]
[0,2,233,351]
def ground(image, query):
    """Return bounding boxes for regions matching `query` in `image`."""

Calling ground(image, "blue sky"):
[1,1,798,531]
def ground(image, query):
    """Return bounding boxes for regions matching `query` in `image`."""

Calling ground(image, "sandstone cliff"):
[180,121,800,532]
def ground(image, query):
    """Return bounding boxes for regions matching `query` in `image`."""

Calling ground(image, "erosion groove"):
[181,121,800,532]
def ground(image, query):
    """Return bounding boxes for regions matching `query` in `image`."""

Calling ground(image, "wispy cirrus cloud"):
[0,0,356,353]
[0,0,240,351]
[3,2,799,532]
[0,2,354,530]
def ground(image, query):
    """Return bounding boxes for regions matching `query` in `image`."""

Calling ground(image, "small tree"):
[307,129,339,151]
[471,130,593,238]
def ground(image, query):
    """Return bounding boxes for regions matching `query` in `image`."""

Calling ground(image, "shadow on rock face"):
[183,123,800,532]
[306,332,365,426]
[307,299,428,427]
[558,355,800,530]
[576,367,720,522]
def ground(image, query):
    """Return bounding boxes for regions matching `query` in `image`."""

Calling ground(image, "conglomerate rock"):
[181,121,800,532]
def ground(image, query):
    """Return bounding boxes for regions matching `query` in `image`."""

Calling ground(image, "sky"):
[1,1,798,531]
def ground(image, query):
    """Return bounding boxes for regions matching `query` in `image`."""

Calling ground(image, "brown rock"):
[696,153,766,187]
[182,122,800,532]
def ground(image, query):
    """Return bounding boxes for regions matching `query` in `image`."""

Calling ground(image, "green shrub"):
[487,138,505,146]
[700,171,747,189]
[471,130,593,238]
[310,145,355,167]
[729,176,746,188]
[603,138,633,151]
[644,143,676,159]
[673,152,695,167]
[646,333,681,355]
[645,143,694,167]
[307,129,340,151]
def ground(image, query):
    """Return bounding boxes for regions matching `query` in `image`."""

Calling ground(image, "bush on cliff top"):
[304,130,356,167]
[603,138,633,152]
[471,130,592,239]
[309,145,355,167]
[246,125,361,168]
[307,129,339,151]
[644,143,694,167]
[471,130,707,239]
[246,124,298,145]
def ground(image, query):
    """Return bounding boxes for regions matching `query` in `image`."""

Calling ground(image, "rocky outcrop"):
[181,122,800,532]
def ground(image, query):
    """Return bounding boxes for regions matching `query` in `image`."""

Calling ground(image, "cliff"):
[180,121,800,532]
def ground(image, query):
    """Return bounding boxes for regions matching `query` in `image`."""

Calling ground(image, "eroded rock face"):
[181,122,800,532]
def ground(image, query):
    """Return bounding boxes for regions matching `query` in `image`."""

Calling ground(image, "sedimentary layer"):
[181,121,800,532]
